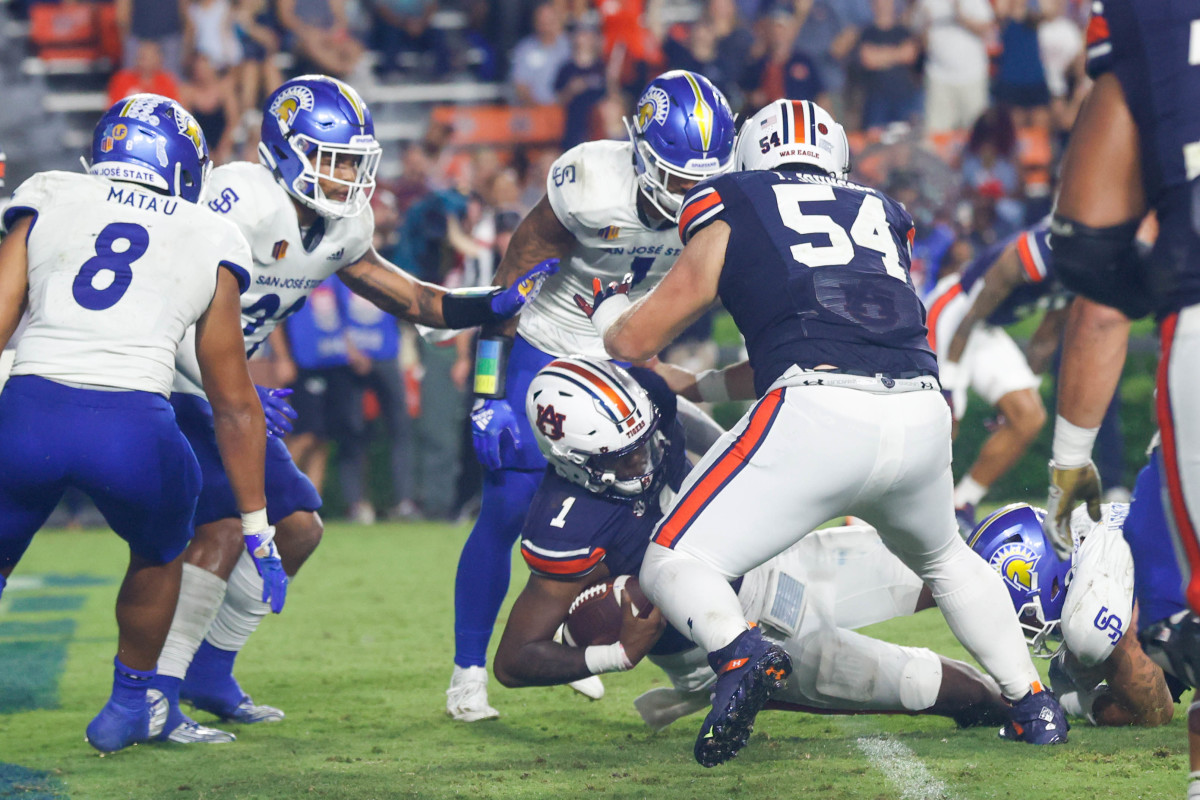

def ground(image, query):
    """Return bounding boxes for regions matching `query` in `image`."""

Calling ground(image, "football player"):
[493,358,1008,732]
[449,70,736,721]
[149,75,556,739]
[582,98,1066,766]
[925,219,1067,529]
[0,95,268,751]
[968,501,1184,727]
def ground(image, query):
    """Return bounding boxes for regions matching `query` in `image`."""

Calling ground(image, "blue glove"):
[471,397,521,471]
[255,386,297,438]
[244,527,288,614]
[489,258,559,319]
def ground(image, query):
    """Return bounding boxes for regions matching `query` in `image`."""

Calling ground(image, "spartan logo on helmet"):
[536,405,566,441]
[990,542,1041,594]
[269,85,316,126]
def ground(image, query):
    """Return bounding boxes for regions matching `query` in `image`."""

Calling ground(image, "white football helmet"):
[735,99,850,178]
[526,358,666,497]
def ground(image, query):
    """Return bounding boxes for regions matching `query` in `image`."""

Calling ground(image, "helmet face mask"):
[735,99,851,179]
[527,358,667,500]
[258,75,382,219]
[623,70,735,221]
[88,94,211,203]
[967,503,1072,657]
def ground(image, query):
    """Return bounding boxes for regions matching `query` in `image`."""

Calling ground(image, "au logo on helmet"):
[536,405,566,441]
[989,542,1040,593]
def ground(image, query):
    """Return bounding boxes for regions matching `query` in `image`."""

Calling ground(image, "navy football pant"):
[1125,449,1188,632]
[0,375,201,568]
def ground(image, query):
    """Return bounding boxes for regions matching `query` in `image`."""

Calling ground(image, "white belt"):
[773,365,941,395]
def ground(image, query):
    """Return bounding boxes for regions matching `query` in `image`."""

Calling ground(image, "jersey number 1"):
[72,222,149,311]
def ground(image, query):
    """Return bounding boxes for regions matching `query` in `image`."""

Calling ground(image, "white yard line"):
[855,736,955,800]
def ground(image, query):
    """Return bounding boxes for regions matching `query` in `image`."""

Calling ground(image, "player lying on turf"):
[966,499,1188,726]
[492,358,1008,731]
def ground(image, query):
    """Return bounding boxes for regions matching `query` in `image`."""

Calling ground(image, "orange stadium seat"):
[29,2,103,61]
[429,105,565,147]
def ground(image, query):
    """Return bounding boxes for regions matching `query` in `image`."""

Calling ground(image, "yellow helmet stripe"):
[336,83,367,127]
[682,72,713,152]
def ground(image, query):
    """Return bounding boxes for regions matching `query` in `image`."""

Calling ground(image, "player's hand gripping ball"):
[562,575,654,647]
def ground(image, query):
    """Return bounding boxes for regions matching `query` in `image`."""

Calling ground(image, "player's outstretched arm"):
[591,222,727,363]
[494,573,664,688]
[1092,615,1173,726]
[945,241,1028,365]
[336,246,557,330]
[0,216,32,351]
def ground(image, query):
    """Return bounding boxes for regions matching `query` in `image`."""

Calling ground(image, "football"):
[562,575,654,647]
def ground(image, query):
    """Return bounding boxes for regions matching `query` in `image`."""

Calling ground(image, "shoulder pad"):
[546,141,637,241]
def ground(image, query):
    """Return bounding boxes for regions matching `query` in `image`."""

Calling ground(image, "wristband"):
[473,336,512,398]
[1051,414,1100,467]
[241,508,269,536]
[584,642,633,675]
[442,286,505,329]
[589,293,632,339]
[695,368,731,403]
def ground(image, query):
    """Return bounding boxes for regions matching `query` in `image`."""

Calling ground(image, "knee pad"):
[1051,214,1151,319]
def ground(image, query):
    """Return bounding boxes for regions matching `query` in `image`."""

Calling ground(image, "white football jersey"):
[174,162,374,395]
[1060,503,1135,667]
[520,140,684,358]
[3,171,250,397]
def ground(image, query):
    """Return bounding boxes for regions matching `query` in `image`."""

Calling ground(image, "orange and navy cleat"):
[694,627,792,767]
[998,681,1069,745]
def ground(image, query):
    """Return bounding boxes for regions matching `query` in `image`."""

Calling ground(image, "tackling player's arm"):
[653,358,756,403]
[493,569,665,688]
[1025,306,1070,376]
[195,268,268,514]
[601,222,728,363]
[1090,606,1174,726]
[0,216,31,350]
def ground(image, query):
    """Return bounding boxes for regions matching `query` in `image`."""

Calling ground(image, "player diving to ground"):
[0,95,269,751]
[580,98,1067,766]
[492,358,1009,731]
[447,70,737,721]
[149,74,556,740]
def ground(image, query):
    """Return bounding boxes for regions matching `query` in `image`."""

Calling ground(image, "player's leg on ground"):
[1157,307,1200,612]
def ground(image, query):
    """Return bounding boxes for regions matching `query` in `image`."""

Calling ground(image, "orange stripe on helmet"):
[550,360,633,418]
[790,101,807,145]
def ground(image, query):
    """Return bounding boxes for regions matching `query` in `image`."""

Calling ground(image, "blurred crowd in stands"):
[6,0,1106,523]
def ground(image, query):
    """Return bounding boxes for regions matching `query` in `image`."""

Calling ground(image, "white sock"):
[639,543,748,654]
[205,550,269,652]
[954,475,988,508]
[920,539,1040,700]
[158,564,227,679]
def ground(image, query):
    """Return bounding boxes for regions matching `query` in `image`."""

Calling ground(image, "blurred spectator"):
[387,142,435,215]
[108,40,180,106]
[232,0,284,112]
[595,0,664,93]
[1037,0,1086,136]
[913,0,994,133]
[856,0,920,130]
[662,20,736,100]
[992,0,1050,128]
[116,0,185,76]
[369,0,450,78]
[510,1,571,105]
[454,0,499,81]
[792,0,873,118]
[179,52,240,164]
[276,0,365,80]
[705,0,753,109]
[517,148,559,210]
[742,8,826,112]
[961,106,1021,213]
[185,0,243,72]
[554,24,608,150]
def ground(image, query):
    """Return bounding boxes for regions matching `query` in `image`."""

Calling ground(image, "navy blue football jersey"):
[519,367,692,654]
[678,170,937,397]
[957,221,1061,326]
[1086,0,1200,314]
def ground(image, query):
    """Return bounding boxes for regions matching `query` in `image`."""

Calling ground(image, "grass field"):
[0,521,1190,800]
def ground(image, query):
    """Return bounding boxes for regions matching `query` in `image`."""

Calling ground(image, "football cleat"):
[163,719,237,744]
[182,677,285,724]
[998,682,1069,744]
[85,689,169,753]
[446,665,500,722]
[694,627,791,767]
[634,686,711,732]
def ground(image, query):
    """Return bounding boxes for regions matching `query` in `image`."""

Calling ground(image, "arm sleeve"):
[677,177,730,245]
[1016,224,1053,283]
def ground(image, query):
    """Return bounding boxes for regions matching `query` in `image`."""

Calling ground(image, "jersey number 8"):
[72,222,149,311]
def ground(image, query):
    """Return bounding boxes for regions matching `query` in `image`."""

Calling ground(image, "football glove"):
[244,526,288,614]
[1045,460,1102,559]
[489,258,559,319]
[574,274,634,337]
[255,386,297,438]
[470,397,521,472]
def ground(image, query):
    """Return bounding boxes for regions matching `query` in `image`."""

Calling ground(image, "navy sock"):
[190,640,238,682]
[111,657,155,713]
[453,469,543,668]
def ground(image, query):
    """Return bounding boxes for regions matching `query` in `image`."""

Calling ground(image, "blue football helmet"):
[623,70,735,221]
[88,94,210,203]
[258,75,382,219]
[968,503,1073,656]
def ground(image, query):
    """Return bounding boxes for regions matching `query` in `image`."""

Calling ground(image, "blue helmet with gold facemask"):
[968,503,1073,656]
[623,70,735,221]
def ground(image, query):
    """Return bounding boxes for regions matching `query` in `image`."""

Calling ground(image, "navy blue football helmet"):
[623,70,735,220]
[88,94,210,203]
[258,75,382,218]
[968,503,1073,656]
